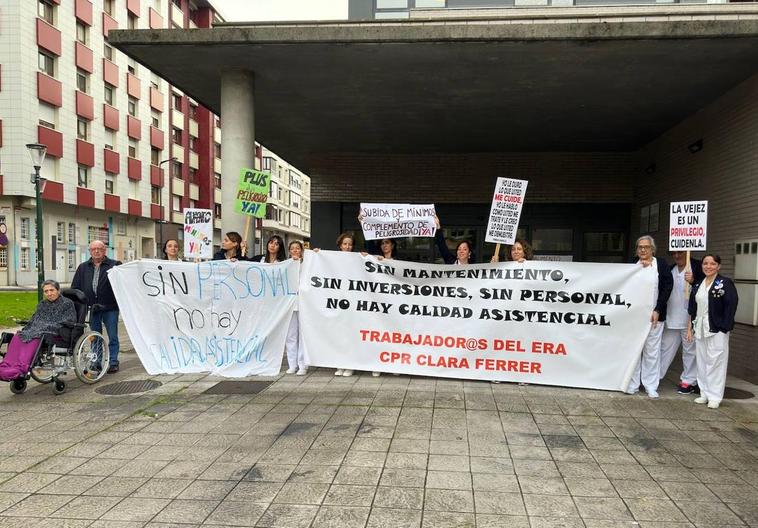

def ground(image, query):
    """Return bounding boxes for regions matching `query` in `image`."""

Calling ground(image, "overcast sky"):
[211,0,348,22]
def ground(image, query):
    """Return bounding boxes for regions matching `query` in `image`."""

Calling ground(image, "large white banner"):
[109,259,299,376]
[299,251,656,391]
[359,203,437,240]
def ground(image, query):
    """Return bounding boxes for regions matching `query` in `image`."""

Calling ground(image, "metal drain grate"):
[203,381,273,395]
[95,379,163,395]
[724,387,754,400]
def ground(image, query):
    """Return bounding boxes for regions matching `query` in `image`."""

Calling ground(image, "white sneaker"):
[648,391,659,399]
[342,369,354,377]
[285,368,297,374]
[707,400,720,409]
[372,371,381,377]
[694,396,708,404]
[624,389,638,395]
[334,369,344,376]
[296,368,308,376]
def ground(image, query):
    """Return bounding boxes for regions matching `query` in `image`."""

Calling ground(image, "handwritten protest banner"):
[669,200,708,250]
[109,260,299,376]
[183,208,213,259]
[299,251,655,390]
[235,168,270,218]
[359,203,436,240]
[485,178,528,245]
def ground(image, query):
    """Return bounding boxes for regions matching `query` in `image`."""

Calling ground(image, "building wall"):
[635,73,758,383]
[261,147,312,249]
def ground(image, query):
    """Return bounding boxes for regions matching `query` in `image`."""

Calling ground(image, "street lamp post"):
[26,143,48,302]
[156,157,177,257]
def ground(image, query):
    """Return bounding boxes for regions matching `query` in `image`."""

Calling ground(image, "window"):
[104,83,114,105]
[20,248,30,271]
[290,212,301,230]
[67,250,76,271]
[56,222,65,244]
[151,186,161,204]
[127,59,137,75]
[128,97,137,117]
[129,180,139,200]
[129,139,138,158]
[270,181,278,198]
[39,118,55,130]
[172,93,182,112]
[104,0,115,16]
[68,223,76,244]
[77,119,89,140]
[87,226,109,244]
[76,70,89,93]
[532,229,573,252]
[76,22,89,45]
[20,218,31,239]
[188,168,197,183]
[189,199,196,208]
[151,148,160,165]
[189,104,197,120]
[189,136,197,151]
[105,173,115,194]
[214,143,221,158]
[78,166,89,187]
[172,195,181,212]
[172,0,181,9]
[38,0,55,24]
[105,130,116,149]
[0,248,7,269]
[39,102,57,129]
[262,157,273,171]
[214,204,221,219]
[291,191,301,209]
[151,112,160,128]
[172,127,182,144]
[38,51,55,76]
[214,173,222,188]
[172,161,182,178]
[127,13,137,29]
[104,44,114,61]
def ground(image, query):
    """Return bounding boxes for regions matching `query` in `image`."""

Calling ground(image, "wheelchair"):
[0,288,109,395]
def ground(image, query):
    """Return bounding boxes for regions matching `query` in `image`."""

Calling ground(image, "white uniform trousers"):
[285,312,306,371]
[627,323,664,394]
[695,331,729,404]
[660,327,697,384]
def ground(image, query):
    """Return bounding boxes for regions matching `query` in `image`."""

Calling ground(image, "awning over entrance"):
[109,10,758,170]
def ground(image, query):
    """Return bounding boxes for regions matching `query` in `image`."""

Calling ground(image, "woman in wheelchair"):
[0,280,77,381]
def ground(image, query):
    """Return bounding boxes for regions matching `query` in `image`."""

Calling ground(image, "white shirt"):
[666,266,689,330]
[693,279,715,339]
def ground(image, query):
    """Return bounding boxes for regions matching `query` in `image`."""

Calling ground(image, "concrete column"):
[220,70,255,244]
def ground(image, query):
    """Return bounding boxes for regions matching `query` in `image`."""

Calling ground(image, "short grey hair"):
[635,235,656,255]
[42,279,61,291]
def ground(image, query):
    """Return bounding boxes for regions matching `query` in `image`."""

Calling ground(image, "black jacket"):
[688,274,739,334]
[71,256,122,311]
[434,230,475,264]
[633,257,673,322]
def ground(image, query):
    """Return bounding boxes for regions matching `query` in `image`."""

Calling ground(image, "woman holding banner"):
[434,216,475,265]
[491,239,533,263]
[334,232,357,376]
[252,235,286,264]
[285,241,308,376]
[686,255,738,409]
[213,232,247,261]
[162,239,181,261]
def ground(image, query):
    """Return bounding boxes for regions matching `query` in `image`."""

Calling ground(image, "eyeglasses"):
[637,245,652,250]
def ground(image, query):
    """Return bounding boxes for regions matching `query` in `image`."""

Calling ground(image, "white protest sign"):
[183,208,213,259]
[669,201,708,251]
[485,178,528,245]
[359,203,436,240]
[109,260,299,376]
[299,251,655,391]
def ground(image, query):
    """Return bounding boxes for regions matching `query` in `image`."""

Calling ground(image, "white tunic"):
[666,266,689,330]
[693,280,715,339]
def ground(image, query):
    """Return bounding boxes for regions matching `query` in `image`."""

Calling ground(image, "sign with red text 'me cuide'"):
[235,168,270,218]
[669,201,708,251]
[485,178,528,245]
[299,251,656,391]
[183,208,213,259]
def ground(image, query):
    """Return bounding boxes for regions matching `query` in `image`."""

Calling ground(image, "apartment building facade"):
[0,0,222,287]
[260,147,311,250]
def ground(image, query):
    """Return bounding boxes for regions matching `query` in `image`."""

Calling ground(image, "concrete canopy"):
[108,17,758,170]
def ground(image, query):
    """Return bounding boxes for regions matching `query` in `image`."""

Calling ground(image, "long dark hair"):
[162,238,180,260]
[509,238,534,261]
[225,231,242,257]
[265,235,286,263]
[379,238,398,259]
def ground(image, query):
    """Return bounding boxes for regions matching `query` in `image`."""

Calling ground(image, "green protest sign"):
[234,168,270,218]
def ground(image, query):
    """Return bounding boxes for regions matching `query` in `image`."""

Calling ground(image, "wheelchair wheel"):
[10,379,27,394]
[30,351,55,384]
[74,331,109,384]
[52,379,66,395]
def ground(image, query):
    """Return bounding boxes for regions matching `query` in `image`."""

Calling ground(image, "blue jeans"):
[90,309,120,368]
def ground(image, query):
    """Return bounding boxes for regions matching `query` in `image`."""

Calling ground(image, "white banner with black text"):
[299,251,656,391]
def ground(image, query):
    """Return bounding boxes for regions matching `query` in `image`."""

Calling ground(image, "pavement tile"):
[332,465,381,486]
[0,472,61,493]
[311,506,370,528]
[273,482,329,505]
[673,500,746,526]
[475,514,530,528]
[623,498,688,522]
[53,495,124,519]
[528,517,586,528]
[82,476,147,497]
[225,481,284,503]
[421,510,475,528]
[373,486,422,509]
[574,496,633,520]
[523,494,580,518]
[425,470,471,490]
[151,498,218,524]
[101,496,170,522]
[518,476,570,496]
[323,484,376,507]
[659,481,720,502]
[37,474,103,495]
[366,507,422,528]
[256,504,319,528]
[205,500,267,525]
[1,493,76,517]
[175,479,236,500]
[564,477,618,498]
[379,468,426,488]
[473,490,527,515]
[424,488,474,512]
[385,452,428,470]
[244,465,296,482]
[472,472,519,492]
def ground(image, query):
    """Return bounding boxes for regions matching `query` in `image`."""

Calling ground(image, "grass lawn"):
[0,292,38,328]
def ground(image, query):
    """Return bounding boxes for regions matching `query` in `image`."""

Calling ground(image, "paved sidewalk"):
[1,325,757,527]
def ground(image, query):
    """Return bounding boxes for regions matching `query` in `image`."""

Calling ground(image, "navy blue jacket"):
[71,256,122,311]
[688,275,739,333]
[633,257,673,322]
[670,257,705,286]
